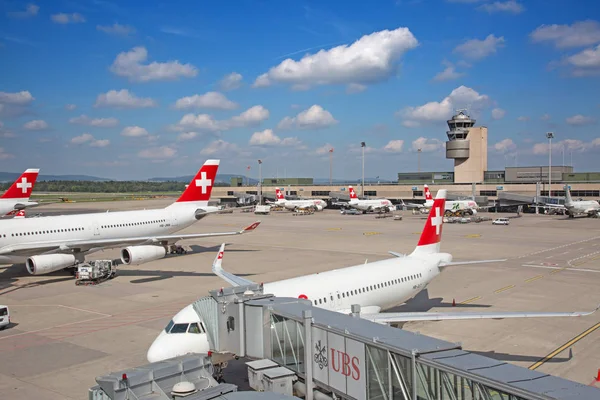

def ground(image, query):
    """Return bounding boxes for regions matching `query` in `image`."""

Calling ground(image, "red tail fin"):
[175,160,219,203]
[2,169,39,199]
[424,184,432,201]
[413,189,446,254]
[275,188,285,200]
[348,186,358,199]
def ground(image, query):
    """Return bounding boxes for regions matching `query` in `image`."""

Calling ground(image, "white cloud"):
[177,132,199,141]
[90,139,110,147]
[121,126,149,137]
[432,61,464,82]
[94,89,157,109]
[0,91,34,105]
[176,105,269,132]
[530,21,600,49]
[532,138,600,155]
[383,140,405,153]
[71,133,94,144]
[566,44,600,76]
[346,83,367,94]
[65,104,77,111]
[8,4,39,18]
[252,27,418,88]
[51,13,85,24]
[493,138,516,153]
[566,114,596,126]
[173,92,237,110]
[249,129,301,147]
[199,140,244,156]
[412,137,444,152]
[0,147,15,160]
[491,108,506,120]
[400,85,490,127]
[219,72,243,91]
[23,119,48,130]
[138,146,177,159]
[97,23,136,36]
[517,116,529,121]
[69,115,119,128]
[541,113,551,121]
[110,47,197,82]
[477,1,524,14]
[277,105,338,130]
[454,34,505,60]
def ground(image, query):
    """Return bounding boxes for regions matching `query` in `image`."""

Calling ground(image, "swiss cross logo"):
[195,171,212,194]
[16,177,32,194]
[217,251,224,260]
[431,207,442,235]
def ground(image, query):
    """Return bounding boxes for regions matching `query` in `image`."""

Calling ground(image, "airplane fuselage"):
[566,201,600,216]
[0,204,208,264]
[348,199,392,211]
[0,198,38,216]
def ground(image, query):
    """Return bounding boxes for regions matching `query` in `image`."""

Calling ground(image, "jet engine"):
[315,205,323,211]
[26,254,77,275]
[470,209,478,215]
[121,245,167,265]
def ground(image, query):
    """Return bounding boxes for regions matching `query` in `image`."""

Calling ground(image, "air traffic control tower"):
[446,109,488,183]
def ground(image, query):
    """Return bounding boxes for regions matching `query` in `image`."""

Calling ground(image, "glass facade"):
[270,314,305,373]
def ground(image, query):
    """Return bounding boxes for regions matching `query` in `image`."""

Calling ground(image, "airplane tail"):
[411,188,446,255]
[348,186,358,200]
[2,169,39,200]
[275,188,285,200]
[564,185,573,205]
[167,160,219,208]
[424,184,433,201]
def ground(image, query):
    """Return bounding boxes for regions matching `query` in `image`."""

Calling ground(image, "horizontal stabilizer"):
[440,259,506,267]
[362,304,600,324]
[212,243,255,287]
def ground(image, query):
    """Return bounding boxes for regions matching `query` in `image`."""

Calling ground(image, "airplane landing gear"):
[169,245,188,254]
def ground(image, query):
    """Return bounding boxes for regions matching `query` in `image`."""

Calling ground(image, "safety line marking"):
[494,285,515,294]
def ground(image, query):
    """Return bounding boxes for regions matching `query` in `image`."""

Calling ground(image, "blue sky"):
[0,0,599,180]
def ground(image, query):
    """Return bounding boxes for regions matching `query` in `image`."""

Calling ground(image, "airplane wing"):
[0,221,261,258]
[439,259,506,267]
[362,305,600,324]
[212,243,255,286]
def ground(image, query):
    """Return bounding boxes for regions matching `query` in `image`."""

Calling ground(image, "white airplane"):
[345,185,393,213]
[146,189,599,363]
[0,169,40,217]
[269,188,327,211]
[0,160,260,275]
[421,185,486,216]
[545,186,600,218]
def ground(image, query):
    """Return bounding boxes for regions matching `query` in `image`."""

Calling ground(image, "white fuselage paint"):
[0,204,208,264]
[274,199,327,210]
[423,199,478,213]
[147,254,443,362]
[348,198,393,211]
[566,200,600,215]
[0,198,37,216]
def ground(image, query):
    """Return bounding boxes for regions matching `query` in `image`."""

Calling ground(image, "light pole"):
[546,132,554,197]
[417,148,422,173]
[360,142,366,196]
[329,147,334,185]
[258,159,263,205]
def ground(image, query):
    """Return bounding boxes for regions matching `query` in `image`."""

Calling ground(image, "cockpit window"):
[165,320,174,333]
[169,323,189,334]
[188,323,201,334]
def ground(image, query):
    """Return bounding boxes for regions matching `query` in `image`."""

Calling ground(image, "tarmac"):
[1,200,600,399]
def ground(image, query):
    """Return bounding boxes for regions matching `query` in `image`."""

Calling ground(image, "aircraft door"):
[334,291,342,308]
[93,221,100,236]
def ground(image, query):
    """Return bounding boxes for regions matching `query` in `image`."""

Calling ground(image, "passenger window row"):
[8,227,85,237]
[313,273,423,306]
[101,219,166,229]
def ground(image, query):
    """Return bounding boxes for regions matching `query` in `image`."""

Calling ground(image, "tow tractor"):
[75,260,117,286]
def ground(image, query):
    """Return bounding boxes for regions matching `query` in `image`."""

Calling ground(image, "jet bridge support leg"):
[303,310,313,400]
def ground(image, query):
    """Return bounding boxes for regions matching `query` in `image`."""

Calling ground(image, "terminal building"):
[215,110,599,203]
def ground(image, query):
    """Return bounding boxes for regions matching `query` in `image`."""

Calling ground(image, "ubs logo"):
[331,348,361,380]
[314,340,328,370]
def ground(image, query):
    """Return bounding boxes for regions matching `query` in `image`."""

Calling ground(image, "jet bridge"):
[191,284,600,400]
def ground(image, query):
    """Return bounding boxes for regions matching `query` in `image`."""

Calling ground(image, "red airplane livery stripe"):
[417,197,445,246]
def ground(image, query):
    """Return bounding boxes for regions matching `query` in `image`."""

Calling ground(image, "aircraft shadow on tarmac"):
[388,289,491,313]
[470,349,572,365]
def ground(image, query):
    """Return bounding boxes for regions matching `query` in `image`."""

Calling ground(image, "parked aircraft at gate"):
[544,186,600,218]
[345,185,393,213]
[0,169,40,217]
[420,185,487,216]
[146,189,599,362]
[0,160,260,275]
[270,188,327,211]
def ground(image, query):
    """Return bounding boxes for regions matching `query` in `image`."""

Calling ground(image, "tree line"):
[0,180,230,193]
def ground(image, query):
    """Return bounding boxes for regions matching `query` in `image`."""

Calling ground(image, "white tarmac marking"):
[521,264,600,274]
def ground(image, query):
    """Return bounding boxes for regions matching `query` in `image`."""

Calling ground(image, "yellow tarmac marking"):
[529,322,600,370]
[459,296,481,304]
[363,232,382,236]
[494,285,515,294]
[327,228,342,231]
[464,234,481,238]
[524,275,544,283]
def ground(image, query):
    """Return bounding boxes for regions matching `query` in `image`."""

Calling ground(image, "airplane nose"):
[147,334,171,363]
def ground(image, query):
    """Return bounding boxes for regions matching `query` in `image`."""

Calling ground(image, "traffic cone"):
[452,299,456,307]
